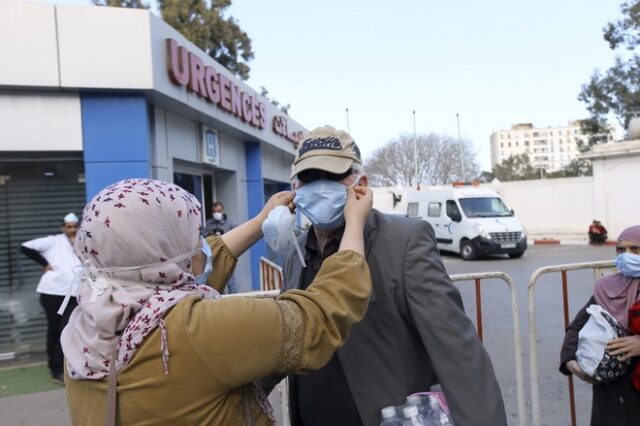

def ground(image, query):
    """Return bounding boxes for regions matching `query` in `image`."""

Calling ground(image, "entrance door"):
[173,172,203,211]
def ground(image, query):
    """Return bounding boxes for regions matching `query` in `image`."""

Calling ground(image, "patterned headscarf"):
[61,179,220,380]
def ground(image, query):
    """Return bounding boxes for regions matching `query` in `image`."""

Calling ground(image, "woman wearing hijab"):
[560,225,640,425]
[61,178,373,425]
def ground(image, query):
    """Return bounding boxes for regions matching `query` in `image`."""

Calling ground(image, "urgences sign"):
[167,38,266,130]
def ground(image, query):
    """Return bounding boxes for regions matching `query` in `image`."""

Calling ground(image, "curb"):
[531,239,615,246]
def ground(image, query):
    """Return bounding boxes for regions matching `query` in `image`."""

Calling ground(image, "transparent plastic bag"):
[406,391,454,426]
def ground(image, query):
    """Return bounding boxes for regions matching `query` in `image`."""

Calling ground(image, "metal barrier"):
[450,272,527,426]
[259,256,283,291]
[528,260,616,426]
[224,271,525,426]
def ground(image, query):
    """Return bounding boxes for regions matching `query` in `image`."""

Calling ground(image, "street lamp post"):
[456,113,466,182]
[413,110,418,189]
[345,107,350,133]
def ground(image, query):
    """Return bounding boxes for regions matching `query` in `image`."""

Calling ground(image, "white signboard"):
[201,126,219,166]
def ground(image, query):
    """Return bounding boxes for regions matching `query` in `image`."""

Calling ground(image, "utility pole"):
[345,107,350,134]
[456,113,466,182]
[413,110,418,189]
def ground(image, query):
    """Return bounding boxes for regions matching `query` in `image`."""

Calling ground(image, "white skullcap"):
[64,212,79,223]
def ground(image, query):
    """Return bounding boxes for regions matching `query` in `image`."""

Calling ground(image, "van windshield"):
[458,197,512,218]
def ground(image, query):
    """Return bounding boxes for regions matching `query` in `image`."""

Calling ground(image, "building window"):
[501,142,504,148]
[525,141,530,146]
[516,142,519,146]
[508,142,512,147]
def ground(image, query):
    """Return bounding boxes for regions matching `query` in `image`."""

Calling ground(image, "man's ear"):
[359,174,368,188]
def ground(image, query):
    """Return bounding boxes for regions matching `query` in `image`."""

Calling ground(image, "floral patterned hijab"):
[61,179,220,380]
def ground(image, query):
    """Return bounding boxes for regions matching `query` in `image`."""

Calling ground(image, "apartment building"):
[489,121,613,172]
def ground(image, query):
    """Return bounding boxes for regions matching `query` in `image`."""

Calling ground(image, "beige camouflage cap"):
[290,126,363,179]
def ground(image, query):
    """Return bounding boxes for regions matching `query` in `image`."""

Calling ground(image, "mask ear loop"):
[290,212,307,268]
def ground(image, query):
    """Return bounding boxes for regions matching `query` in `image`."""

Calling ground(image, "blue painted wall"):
[81,94,151,201]
[245,141,265,290]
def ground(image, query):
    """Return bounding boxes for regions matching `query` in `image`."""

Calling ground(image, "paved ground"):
[0,244,613,425]
[440,244,612,426]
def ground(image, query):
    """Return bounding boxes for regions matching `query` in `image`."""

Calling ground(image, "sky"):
[45,0,624,170]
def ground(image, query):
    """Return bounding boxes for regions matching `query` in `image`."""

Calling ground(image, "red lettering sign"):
[167,39,189,86]
[273,116,303,147]
[167,38,300,144]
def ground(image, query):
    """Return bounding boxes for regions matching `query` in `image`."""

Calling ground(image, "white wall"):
[485,177,595,238]
[0,2,59,87]
[590,142,640,239]
[261,143,295,183]
[56,5,153,89]
[0,92,82,151]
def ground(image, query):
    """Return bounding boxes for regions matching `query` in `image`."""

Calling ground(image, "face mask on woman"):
[194,236,213,284]
[293,175,362,231]
[212,212,223,221]
[615,252,640,278]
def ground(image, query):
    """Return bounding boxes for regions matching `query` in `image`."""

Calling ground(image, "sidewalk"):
[0,361,285,425]
[0,363,70,425]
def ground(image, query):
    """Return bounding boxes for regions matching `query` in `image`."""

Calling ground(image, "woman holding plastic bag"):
[559,225,640,425]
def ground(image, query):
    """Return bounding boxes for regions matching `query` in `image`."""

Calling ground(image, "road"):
[441,244,613,426]
[0,244,614,426]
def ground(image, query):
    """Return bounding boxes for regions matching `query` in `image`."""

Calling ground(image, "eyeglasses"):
[616,245,640,254]
[297,168,354,184]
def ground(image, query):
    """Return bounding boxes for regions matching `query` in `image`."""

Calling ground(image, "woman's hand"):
[343,186,372,226]
[258,191,295,222]
[338,187,372,256]
[607,335,640,362]
[566,360,597,384]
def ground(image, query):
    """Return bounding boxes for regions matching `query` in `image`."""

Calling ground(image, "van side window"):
[407,202,419,218]
[446,200,461,220]
[427,202,441,217]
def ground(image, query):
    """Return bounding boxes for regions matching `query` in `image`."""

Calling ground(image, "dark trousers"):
[39,294,77,377]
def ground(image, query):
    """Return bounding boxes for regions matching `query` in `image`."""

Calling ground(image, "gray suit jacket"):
[278,210,507,426]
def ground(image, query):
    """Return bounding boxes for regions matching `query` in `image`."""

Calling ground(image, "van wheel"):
[460,240,477,260]
[508,251,524,259]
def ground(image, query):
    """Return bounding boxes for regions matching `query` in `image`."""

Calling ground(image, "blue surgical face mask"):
[615,252,640,278]
[194,236,213,284]
[293,175,361,231]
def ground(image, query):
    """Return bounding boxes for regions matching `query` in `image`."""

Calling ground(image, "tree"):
[546,158,593,178]
[94,0,149,7]
[365,133,480,187]
[491,154,539,182]
[96,0,254,81]
[579,0,640,147]
[260,87,290,114]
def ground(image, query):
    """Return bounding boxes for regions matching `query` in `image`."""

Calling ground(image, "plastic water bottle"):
[402,405,428,426]
[406,393,454,426]
[380,406,404,426]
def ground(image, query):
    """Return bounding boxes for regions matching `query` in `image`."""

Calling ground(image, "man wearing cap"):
[21,212,81,384]
[263,126,506,425]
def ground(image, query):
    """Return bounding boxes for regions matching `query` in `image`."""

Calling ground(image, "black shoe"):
[52,373,65,386]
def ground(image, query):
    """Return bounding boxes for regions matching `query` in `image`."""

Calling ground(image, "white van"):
[400,186,527,260]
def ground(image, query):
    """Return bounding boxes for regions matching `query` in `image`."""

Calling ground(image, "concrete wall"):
[485,177,595,239]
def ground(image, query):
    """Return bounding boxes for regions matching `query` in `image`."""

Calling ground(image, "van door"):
[443,200,463,249]
[426,200,451,247]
